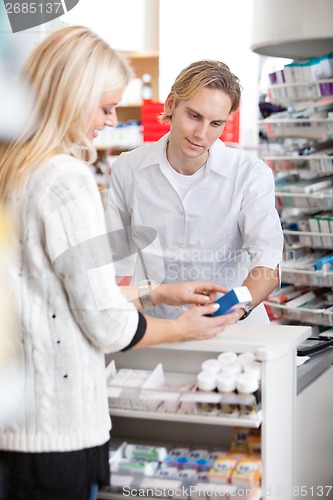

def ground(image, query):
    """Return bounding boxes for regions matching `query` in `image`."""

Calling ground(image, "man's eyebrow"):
[185,105,227,123]
[213,118,228,124]
[185,105,202,117]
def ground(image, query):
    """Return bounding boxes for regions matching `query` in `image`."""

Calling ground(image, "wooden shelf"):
[117,105,141,123]
[122,51,159,101]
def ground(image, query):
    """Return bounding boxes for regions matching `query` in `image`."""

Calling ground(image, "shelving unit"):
[118,50,159,123]
[280,266,333,287]
[92,51,160,169]
[115,104,142,124]
[260,75,333,328]
[263,154,333,174]
[99,323,310,499]
[260,117,333,140]
[264,80,333,104]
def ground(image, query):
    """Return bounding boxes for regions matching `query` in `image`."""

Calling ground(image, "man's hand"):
[151,281,229,307]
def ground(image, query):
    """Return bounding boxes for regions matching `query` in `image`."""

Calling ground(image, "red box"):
[141,100,169,142]
[220,109,240,143]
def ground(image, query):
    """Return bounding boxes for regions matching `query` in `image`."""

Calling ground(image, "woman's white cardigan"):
[0,155,139,452]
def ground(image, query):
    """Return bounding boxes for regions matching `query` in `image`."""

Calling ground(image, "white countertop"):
[152,323,311,361]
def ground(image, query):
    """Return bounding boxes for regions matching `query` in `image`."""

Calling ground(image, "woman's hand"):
[174,303,241,341]
[151,281,229,307]
[134,302,241,349]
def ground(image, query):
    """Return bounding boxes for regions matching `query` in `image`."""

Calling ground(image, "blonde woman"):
[0,26,237,500]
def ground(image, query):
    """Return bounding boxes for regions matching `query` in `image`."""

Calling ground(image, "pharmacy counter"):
[104,323,313,500]
[295,349,333,494]
[101,323,333,499]
[297,347,333,393]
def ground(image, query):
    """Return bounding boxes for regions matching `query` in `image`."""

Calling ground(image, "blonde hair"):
[159,60,242,124]
[0,25,133,199]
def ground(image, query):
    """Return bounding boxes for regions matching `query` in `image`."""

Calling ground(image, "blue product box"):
[209,286,252,317]
[313,254,333,271]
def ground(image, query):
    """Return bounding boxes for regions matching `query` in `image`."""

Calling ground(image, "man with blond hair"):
[107,60,283,323]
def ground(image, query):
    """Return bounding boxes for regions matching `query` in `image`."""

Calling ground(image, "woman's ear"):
[164,92,176,116]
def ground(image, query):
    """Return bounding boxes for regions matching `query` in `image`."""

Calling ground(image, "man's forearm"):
[242,265,280,308]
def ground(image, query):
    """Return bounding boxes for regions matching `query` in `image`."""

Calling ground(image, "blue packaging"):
[209,286,252,317]
[313,254,333,271]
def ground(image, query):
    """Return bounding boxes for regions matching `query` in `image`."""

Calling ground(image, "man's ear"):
[164,92,176,115]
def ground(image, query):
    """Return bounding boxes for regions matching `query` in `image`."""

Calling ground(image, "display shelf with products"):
[114,104,142,124]
[100,437,263,500]
[123,51,159,97]
[106,360,262,429]
[118,50,159,121]
[98,323,311,499]
[91,50,159,178]
[275,191,333,211]
[279,267,333,287]
[261,153,333,175]
[265,293,333,326]
[264,79,333,105]
[259,56,333,329]
[260,117,333,140]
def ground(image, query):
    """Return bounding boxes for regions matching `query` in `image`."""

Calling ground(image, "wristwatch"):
[239,304,254,321]
[138,279,155,310]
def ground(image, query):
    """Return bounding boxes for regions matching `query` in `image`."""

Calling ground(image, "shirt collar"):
[207,139,234,178]
[137,133,170,171]
[138,133,234,178]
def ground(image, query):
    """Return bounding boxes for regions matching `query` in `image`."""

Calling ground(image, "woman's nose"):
[106,111,117,128]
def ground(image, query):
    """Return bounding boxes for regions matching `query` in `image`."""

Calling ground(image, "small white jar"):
[217,351,238,364]
[243,361,262,381]
[219,360,242,376]
[237,352,256,369]
[201,358,221,374]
